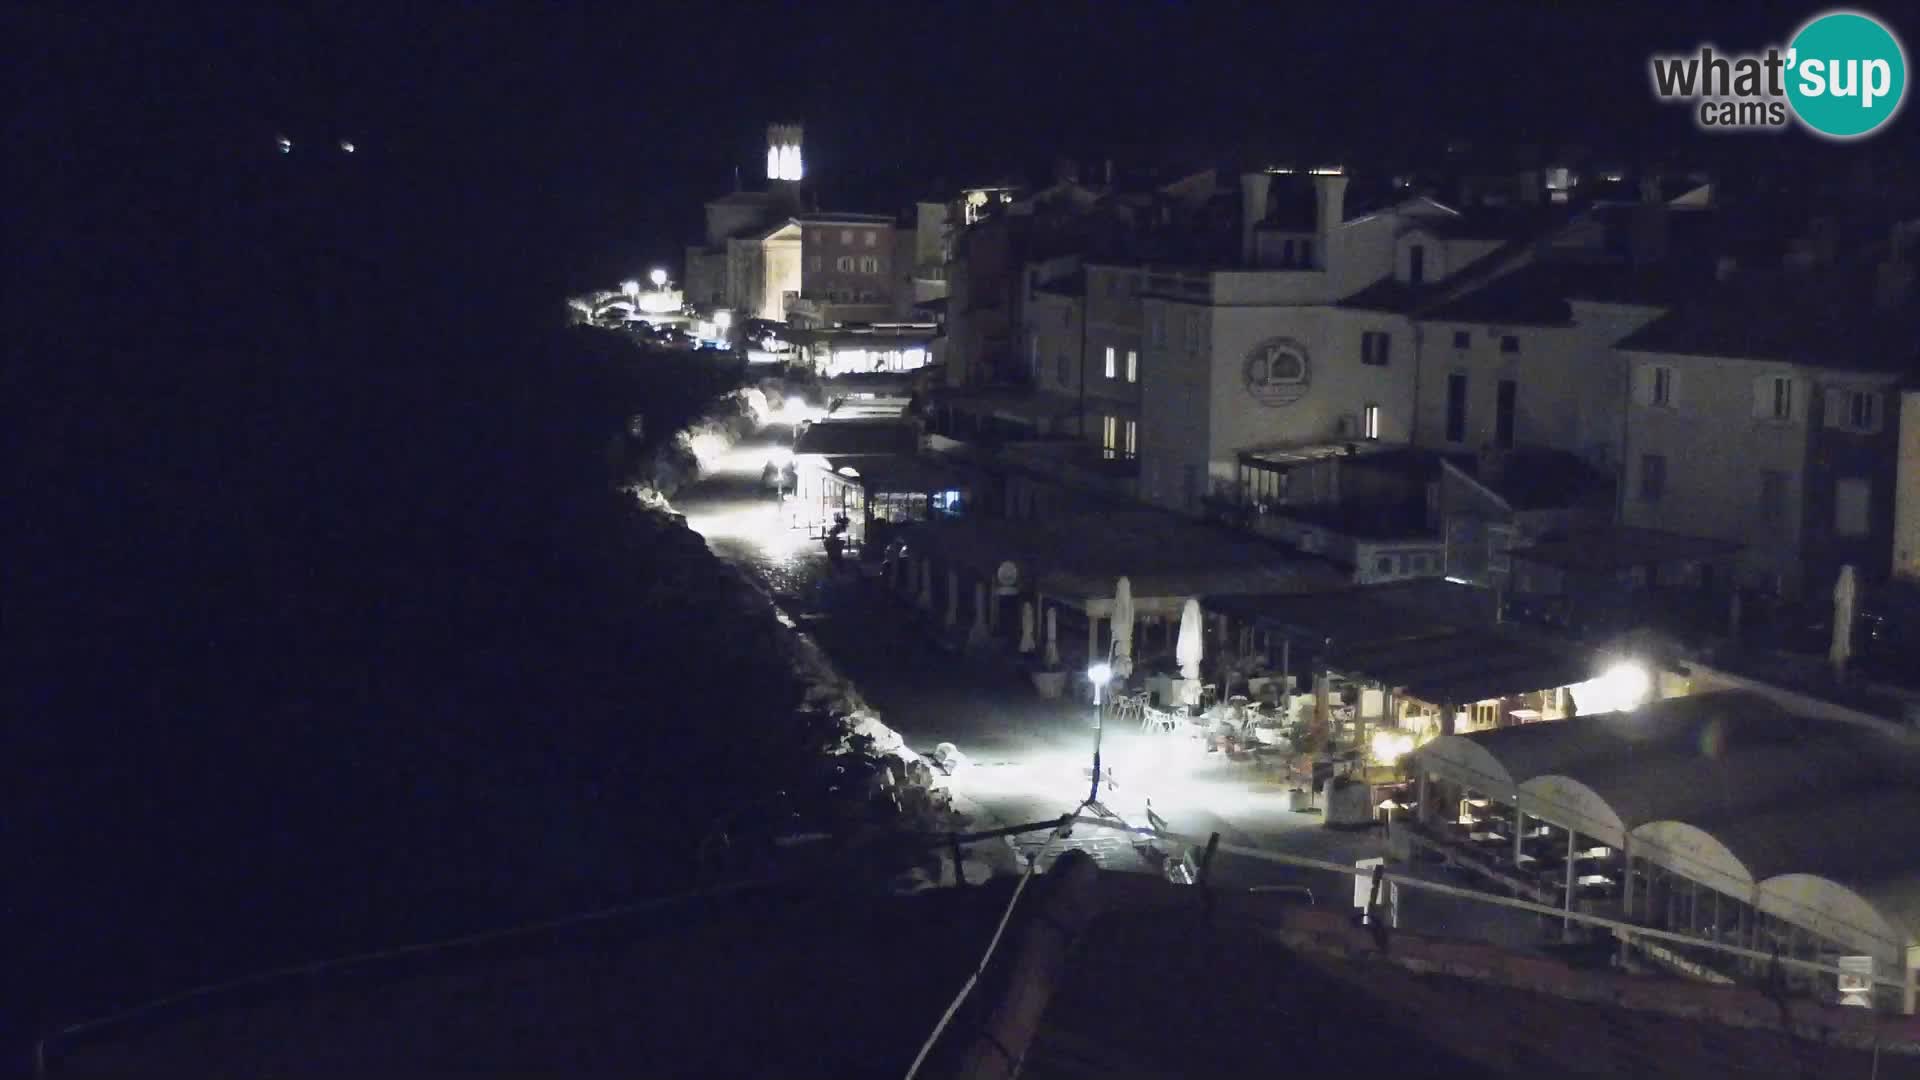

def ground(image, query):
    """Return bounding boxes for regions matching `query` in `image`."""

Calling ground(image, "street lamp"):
[621,280,640,300]
[649,268,668,289]
[1087,662,1112,803]
[714,309,732,332]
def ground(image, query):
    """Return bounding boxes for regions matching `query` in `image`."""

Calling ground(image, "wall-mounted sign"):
[1244,337,1311,407]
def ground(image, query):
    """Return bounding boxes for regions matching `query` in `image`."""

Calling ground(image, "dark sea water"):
[10,31,790,1066]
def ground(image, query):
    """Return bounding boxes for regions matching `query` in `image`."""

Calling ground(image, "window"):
[1362,403,1381,440]
[1640,453,1667,502]
[1758,469,1788,524]
[1452,329,1470,349]
[1149,310,1166,346]
[1649,365,1675,408]
[1500,335,1520,354]
[1829,388,1881,432]
[1849,390,1878,430]
[1056,354,1069,385]
[1300,238,1315,266]
[836,255,854,272]
[1361,331,1391,366]
[863,230,876,247]
[840,229,853,244]
[1030,334,1041,376]
[1376,555,1396,576]
[1755,375,1794,421]
[1836,477,1871,536]
[858,255,879,274]
[1104,346,1116,379]
[1125,349,1138,383]
[1125,419,1137,457]
[1445,373,1468,443]
[1103,415,1119,457]
[1408,244,1426,285]
[1495,379,1516,449]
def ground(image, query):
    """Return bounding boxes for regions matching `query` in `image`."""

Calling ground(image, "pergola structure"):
[1412,691,1920,1012]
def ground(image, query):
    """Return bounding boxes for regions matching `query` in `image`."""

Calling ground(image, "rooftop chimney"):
[1240,172,1273,266]
[1313,172,1349,264]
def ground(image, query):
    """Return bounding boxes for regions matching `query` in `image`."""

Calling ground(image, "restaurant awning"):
[813,454,971,496]
[1329,628,1602,705]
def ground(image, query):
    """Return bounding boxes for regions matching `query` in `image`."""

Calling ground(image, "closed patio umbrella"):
[1831,564,1857,676]
[1019,601,1037,655]
[1044,607,1060,669]
[1176,598,1203,706]
[1110,576,1135,680]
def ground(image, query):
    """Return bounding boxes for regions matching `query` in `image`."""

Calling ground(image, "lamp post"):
[1087,662,1112,804]
[650,267,668,290]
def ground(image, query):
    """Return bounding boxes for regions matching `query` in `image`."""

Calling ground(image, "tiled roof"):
[1615,263,1920,373]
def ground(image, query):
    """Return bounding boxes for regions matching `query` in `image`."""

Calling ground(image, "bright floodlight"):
[1571,660,1652,715]
[1087,662,1112,685]
[277,135,292,154]
[714,310,733,330]
[621,280,641,299]
[649,268,668,288]
[339,139,355,154]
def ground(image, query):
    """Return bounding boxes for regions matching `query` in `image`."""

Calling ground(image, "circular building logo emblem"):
[1243,337,1311,407]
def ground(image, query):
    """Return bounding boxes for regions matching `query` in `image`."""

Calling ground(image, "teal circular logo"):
[1787,11,1907,138]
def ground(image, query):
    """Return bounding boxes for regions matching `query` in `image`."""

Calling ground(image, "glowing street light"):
[714,309,733,331]
[621,280,641,300]
[649,268,668,289]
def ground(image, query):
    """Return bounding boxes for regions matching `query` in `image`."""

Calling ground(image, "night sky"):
[21,2,1828,293]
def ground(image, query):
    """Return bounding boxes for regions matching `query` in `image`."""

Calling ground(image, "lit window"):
[1103,415,1119,457]
[836,256,854,272]
[1361,331,1391,366]
[841,229,853,244]
[1125,349,1137,383]
[1834,389,1880,432]
[1124,419,1137,457]
[1363,403,1381,439]
[1104,346,1116,378]
[864,231,876,247]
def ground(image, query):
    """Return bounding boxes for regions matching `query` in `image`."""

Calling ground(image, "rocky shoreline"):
[622,375,953,882]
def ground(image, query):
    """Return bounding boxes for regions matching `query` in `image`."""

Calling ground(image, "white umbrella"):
[917,560,933,611]
[1019,601,1037,655]
[1831,564,1858,676]
[968,583,990,648]
[1044,606,1060,669]
[1110,576,1134,679]
[945,568,960,629]
[1176,598,1203,706]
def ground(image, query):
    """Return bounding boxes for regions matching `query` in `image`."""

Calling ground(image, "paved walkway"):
[672,428,1562,946]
